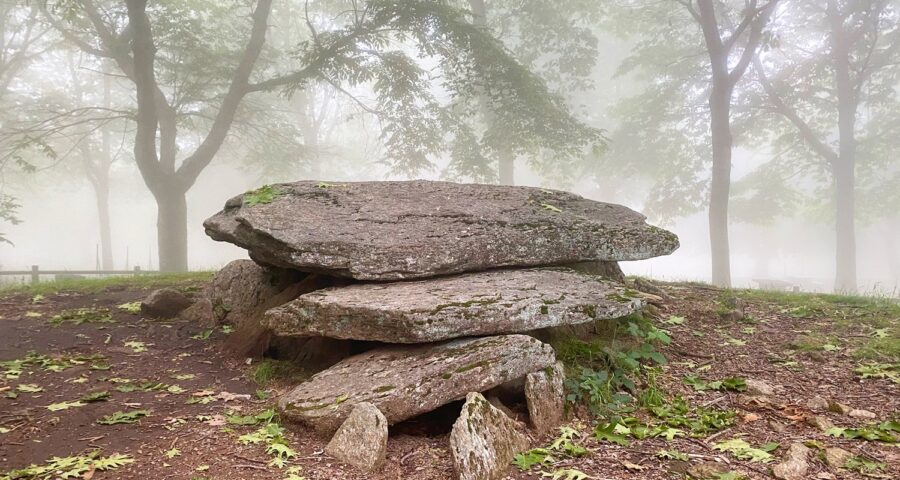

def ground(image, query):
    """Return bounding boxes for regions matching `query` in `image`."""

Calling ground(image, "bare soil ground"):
[0,276,897,480]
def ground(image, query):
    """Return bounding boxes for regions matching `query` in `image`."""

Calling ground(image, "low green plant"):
[238,421,297,468]
[557,313,670,416]
[649,396,736,436]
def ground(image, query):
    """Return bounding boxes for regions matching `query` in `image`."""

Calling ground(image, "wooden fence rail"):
[0,266,158,284]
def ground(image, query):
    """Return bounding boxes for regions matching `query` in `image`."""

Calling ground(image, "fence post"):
[31,265,39,284]
[133,266,141,276]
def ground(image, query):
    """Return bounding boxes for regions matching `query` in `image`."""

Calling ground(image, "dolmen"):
[201,180,678,479]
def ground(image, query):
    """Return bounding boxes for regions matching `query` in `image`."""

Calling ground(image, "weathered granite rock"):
[806,395,829,410]
[278,335,556,432]
[746,379,776,397]
[263,268,643,343]
[204,180,679,280]
[325,402,388,472]
[206,259,308,326]
[141,288,192,318]
[823,447,851,469]
[848,408,876,419]
[450,392,529,480]
[178,297,216,327]
[807,415,835,432]
[525,361,565,433]
[773,443,810,480]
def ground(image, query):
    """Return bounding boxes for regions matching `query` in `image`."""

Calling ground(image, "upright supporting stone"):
[525,361,566,434]
[325,402,388,473]
[450,392,529,480]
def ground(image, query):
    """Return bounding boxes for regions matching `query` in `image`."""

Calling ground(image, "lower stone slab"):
[264,268,644,343]
[277,335,556,433]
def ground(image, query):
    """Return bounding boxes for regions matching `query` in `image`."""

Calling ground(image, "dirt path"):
[1,278,897,479]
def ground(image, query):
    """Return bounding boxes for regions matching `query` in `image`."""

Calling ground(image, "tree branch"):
[753,57,839,164]
[176,0,274,188]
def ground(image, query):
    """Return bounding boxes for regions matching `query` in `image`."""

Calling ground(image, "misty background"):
[1,0,898,294]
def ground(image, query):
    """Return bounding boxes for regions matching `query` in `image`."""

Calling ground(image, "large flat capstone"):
[277,335,556,432]
[263,268,644,343]
[204,180,679,280]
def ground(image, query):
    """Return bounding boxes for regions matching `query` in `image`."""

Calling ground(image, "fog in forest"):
[1,0,899,295]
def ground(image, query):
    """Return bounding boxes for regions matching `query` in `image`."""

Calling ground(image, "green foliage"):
[1,352,106,379]
[117,302,142,314]
[251,359,310,386]
[540,469,590,480]
[854,363,900,383]
[655,449,688,461]
[712,438,778,462]
[556,313,670,416]
[47,400,86,411]
[243,185,283,206]
[842,455,887,475]
[0,193,22,246]
[274,0,604,179]
[79,390,110,402]
[49,308,114,326]
[0,451,133,480]
[97,410,151,425]
[649,396,736,437]
[226,409,276,426]
[682,375,747,392]
[237,420,296,468]
[826,420,899,443]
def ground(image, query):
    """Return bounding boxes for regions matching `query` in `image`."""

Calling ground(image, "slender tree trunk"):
[830,3,858,293]
[154,183,189,272]
[93,176,114,270]
[708,83,733,287]
[468,0,515,185]
[98,73,114,270]
[833,157,857,292]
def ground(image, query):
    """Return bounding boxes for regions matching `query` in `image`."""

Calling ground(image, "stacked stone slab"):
[204,180,678,478]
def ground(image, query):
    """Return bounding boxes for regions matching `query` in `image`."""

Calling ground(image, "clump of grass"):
[251,359,310,386]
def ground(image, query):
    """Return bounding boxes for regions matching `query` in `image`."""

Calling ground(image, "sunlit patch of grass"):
[0,271,213,296]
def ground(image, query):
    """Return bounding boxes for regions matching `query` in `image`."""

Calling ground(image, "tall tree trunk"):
[93,175,114,270]
[830,2,858,293]
[708,86,733,287]
[154,183,188,272]
[832,158,856,292]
